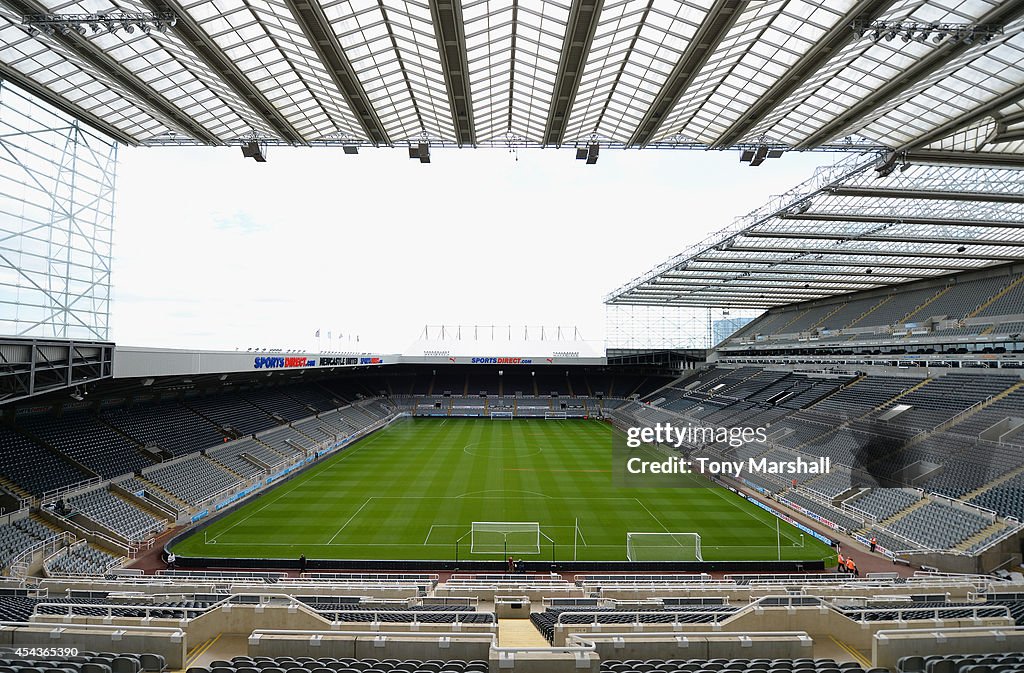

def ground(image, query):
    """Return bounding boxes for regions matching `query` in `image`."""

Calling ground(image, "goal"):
[626,532,702,561]
[490,411,513,419]
[470,521,541,554]
[544,411,568,419]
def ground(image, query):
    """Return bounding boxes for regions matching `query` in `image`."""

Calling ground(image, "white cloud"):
[111,146,833,353]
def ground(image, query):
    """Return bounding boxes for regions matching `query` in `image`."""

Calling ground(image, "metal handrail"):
[554,609,736,626]
[841,604,1012,623]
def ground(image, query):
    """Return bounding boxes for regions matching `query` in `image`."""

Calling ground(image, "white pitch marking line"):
[634,497,672,534]
[206,431,385,543]
[327,497,372,544]
[423,525,436,545]
[637,444,800,546]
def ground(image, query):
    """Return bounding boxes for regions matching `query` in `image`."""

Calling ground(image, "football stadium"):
[4,0,1024,670]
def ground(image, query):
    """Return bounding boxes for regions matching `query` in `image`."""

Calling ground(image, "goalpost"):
[470,522,541,555]
[490,411,513,419]
[626,532,702,561]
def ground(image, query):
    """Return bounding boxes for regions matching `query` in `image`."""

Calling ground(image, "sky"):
[111,146,837,355]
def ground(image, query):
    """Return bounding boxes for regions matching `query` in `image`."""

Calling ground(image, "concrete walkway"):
[498,619,549,647]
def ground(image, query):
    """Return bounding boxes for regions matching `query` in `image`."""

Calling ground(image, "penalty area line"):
[326,497,372,544]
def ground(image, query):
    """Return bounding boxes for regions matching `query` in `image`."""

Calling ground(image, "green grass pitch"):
[171,418,837,563]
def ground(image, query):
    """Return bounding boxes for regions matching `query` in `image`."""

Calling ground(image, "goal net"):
[490,411,513,419]
[470,521,541,554]
[626,532,702,561]
[544,411,568,419]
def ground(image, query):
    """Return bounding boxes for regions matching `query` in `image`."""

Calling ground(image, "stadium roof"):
[604,151,1024,308]
[1,0,1024,151]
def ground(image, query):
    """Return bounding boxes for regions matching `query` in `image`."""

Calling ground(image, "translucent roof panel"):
[656,0,853,144]
[181,0,364,140]
[857,28,1024,148]
[746,0,1004,148]
[323,0,456,142]
[2,0,1024,150]
[464,0,569,143]
[38,0,273,142]
[0,14,169,140]
[606,154,1024,308]
[561,0,714,144]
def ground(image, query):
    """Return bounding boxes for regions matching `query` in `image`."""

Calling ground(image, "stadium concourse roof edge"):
[604,151,1024,310]
[111,344,608,380]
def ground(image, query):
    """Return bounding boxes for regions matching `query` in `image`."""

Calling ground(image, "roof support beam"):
[743,231,1024,247]
[661,268,924,279]
[140,0,305,144]
[542,0,603,146]
[711,0,892,149]
[692,256,974,271]
[721,244,1023,263]
[2,0,222,144]
[898,83,1024,152]
[429,0,475,146]
[795,2,1024,150]
[781,212,1024,229]
[610,299,814,307]
[628,0,746,147]
[0,65,137,145]
[641,284,869,295]
[281,0,390,145]
[906,149,1024,168]
[827,186,1024,203]
[657,274,879,285]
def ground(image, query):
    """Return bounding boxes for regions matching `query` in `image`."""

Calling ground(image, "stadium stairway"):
[955,519,1010,552]
[775,308,811,334]
[967,274,1024,318]
[857,496,929,532]
[899,286,952,323]
[931,380,1024,434]
[807,303,848,332]
[846,296,891,328]
[0,474,31,503]
[498,619,549,647]
[134,477,191,511]
[958,463,1024,503]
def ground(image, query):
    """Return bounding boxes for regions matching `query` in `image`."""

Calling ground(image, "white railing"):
[6,532,75,577]
[42,477,102,504]
[841,604,1011,623]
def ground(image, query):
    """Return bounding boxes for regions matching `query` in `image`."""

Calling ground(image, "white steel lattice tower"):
[0,82,117,340]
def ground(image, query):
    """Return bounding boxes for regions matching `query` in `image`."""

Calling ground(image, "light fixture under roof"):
[21,11,177,36]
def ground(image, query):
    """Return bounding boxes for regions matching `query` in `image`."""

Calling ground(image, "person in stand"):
[837,551,845,573]
[869,536,877,553]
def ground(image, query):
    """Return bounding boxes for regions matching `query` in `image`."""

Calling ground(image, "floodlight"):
[242,140,267,162]
[408,142,430,163]
[749,145,768,166]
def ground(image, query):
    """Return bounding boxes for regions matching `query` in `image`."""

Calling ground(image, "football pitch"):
[171,418,837,563]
